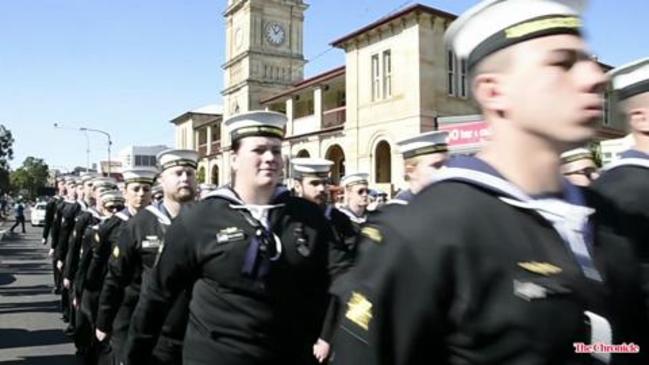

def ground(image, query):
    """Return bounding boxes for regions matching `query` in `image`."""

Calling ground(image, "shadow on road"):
[0,328,70,350]
[0,285,52,297]
[0,299,60,315]
[0,354,78,365]
[0,273,16,286]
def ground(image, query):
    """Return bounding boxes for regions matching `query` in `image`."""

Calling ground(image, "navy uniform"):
[334,156,649,365]
[124,111,344,365]
[56,178,83,322]
[74,189,122,364]
[42,179,63,245]
[290,158,360,349]
[96,152,196,364]
[593,58,649,318]
[50,177,73,294]
[333,1,649,364]
[337,173,370,230]
[198,183,218,200]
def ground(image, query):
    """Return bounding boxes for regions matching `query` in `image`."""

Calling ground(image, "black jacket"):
[124,188,347,365]
[333,167,649,365]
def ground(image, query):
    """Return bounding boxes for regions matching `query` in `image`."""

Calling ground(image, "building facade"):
[173,2,626,194]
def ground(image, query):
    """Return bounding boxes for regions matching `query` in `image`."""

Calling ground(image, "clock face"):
[264,22,285,46]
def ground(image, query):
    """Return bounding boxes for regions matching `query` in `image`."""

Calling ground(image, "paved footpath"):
[0,217,78,364]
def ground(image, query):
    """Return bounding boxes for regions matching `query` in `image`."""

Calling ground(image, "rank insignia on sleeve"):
[112,246,120,259]
[517,261,562,276]
[345,291,373,331]
[361,226,382,243]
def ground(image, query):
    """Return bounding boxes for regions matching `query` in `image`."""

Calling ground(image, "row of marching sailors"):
[41,168,162,364]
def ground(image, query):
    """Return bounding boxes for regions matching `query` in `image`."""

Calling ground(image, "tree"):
[0,125,14,192]
[10,157,50,200]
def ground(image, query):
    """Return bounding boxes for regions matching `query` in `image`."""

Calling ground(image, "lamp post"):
[79,127,112,176]
[54,123,113,176]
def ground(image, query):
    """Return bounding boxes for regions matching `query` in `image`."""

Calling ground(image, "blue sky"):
[1,0,647,171]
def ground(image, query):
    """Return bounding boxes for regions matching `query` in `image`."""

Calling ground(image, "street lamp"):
[79,127,112,175]
[53,123,113,175]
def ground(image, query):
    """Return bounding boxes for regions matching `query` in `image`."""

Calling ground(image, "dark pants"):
[61,287,70,321]
[10,216,25,233]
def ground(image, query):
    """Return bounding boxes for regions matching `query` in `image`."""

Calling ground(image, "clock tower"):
[222,0,308,121]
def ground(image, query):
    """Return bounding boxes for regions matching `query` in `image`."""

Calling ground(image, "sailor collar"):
[603,149,649,171]
[145,200,174,226]
[338,206,367,225]
[87,206,102,220]
[203,186,288,229]
[434,155,601,282]
[115,208,132,222]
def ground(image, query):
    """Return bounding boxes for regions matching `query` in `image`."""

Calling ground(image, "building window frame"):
[447,50,456,96]
[371,54,380,101]
[382,50,392,98]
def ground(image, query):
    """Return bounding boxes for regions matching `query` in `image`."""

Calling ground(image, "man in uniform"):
[42,177,66,246]
[95,150,197,364]
[290,158,359,362]
[593,57,649,317]
[333,1,648,364]
[65,177,116,359]
[46,177,69,294]
[54,176,82,323]
[62,173,97,335]
[337,173,369,228]
[391,130,449,205]
[85,170,155,364]
[560,147,599,186]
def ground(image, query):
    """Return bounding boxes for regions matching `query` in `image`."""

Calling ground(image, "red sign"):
[439,121,491,147]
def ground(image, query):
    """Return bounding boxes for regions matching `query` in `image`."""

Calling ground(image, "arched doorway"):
[375,140,391,183]
[296,149,310,158]
[325,144,345,185]
[211,165,219,185]
[197,166,206,184]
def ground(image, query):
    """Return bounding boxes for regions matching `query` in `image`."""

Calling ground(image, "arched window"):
[375,140,391,183]
[197,166,206,184]
[211,165,219,185]
[296,149,310,158]
[325,144,345,185]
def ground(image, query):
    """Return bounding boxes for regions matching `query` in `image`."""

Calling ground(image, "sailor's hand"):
[313,338,331,363]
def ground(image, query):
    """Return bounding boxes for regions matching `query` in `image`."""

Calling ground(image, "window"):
[459,59,468,98]
[134,155,143,166]
[371,49,393,102]
[383,50,392,98]
[603,91,610,126]
[447,50,468,98]
[447,50,456,96]
[371,54,380,101]
[211,123,221,142]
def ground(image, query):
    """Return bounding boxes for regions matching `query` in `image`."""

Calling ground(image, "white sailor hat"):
[445,0,586,70]
[99,190,125,206]
[92,177,117,192]
[80,173,98,184]
[152,184,163,195]
[64,176,77,184]
[291,158,334,179]
[609,58,649,101]
[397,131,449,159]
[224,111,287,142]
[122,168,158,185]
[560,147,593,164]
[340,173,369,187]
[156,149,199,171]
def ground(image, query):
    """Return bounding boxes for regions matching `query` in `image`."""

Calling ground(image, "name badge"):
[216,227,245,243]
[142,236,161,249]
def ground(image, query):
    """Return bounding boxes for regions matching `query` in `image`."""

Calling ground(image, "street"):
[0,217,77,364]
